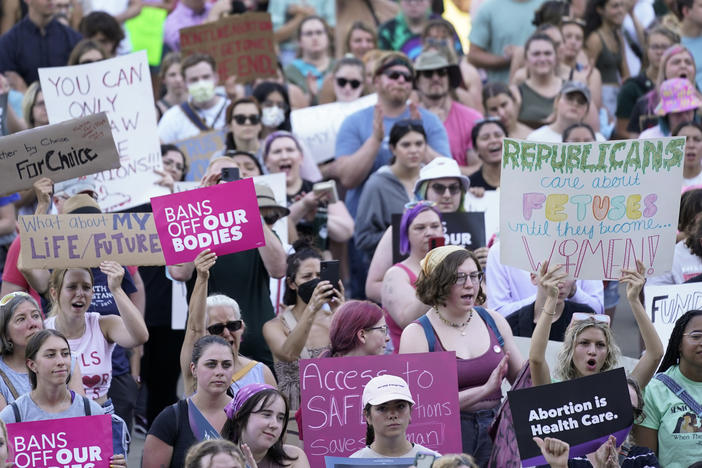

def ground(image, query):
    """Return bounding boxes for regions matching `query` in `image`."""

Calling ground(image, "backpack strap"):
[0,366,19,400]
[10,401,20,422]
[179,102,211,131]
[475,306,504,348]
[82,396,91,416]
[655,372,702,417]
[417,314,436,353]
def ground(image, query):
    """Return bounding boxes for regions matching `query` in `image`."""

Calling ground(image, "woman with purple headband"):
[381,202,443,351]
[222,383,309,468]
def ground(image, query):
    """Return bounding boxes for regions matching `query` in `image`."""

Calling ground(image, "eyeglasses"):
[430,182,461,195]
[207,320,243,335]
[366,325,388,334]
[383,70,413,82]
[455,272,483,286]
[404,200,436,210]
[683,331,702,343]
[336,77,362,89]
[571,313,611,326]
[0,291,31,306]
[632,405,645,424]
[232,114,261,125]
[418,68,448,79]
[162,159,185,171]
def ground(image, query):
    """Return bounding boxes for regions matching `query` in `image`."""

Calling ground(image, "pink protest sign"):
[150,178,265,264]
[7,415,112,468]
[299,352,461,468]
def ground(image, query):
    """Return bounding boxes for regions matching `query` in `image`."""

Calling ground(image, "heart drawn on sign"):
[83,375,101,387]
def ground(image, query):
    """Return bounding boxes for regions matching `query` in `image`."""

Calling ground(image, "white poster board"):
[39,51,167,212]
[500,138,684,280]
[645,282,702,351]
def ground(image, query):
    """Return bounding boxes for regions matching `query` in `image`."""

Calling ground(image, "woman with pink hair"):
[322,301,390,358]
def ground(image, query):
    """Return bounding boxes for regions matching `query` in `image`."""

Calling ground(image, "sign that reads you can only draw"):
[299,352,461,468]
[508,368,633,466]
[500,138,684,280]
[0,113,119,193]
[8,415,112,468]
[151,178,265,264]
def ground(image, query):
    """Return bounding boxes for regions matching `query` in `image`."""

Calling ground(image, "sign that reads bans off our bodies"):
[151,178,265,264]
[500,137,685,280]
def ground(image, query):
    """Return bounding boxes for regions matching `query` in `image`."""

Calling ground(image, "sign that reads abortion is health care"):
[8,415,112,468]
[299,352,461,468]
[151,178,265,264]
[500,138,685,280]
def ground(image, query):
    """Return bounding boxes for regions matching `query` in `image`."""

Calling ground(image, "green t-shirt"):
[640,365,702,468]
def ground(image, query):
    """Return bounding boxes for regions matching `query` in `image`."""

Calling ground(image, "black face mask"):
[296,278,320,304]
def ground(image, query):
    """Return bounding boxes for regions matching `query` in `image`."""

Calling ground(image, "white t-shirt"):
[350,443,441,458]
[157,97,230,143]
[683,170,702,187]
[527,125,606,142]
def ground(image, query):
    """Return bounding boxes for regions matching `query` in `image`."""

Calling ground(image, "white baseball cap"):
[413,158,471,199]
[362,375,415,407]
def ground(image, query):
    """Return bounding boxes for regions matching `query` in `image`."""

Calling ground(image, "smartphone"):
[320,260,340,288]
[221,167,240,182]
[429,236,445,250]
[414,453,436,468]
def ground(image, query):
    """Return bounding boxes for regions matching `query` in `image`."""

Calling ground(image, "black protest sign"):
[392,212,486,263]
[508,367,633,466]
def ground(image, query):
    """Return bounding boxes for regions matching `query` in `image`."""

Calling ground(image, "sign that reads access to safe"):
[8,414,112,468]
[500,138,684,280]
[0,113,119,193]
[151,178,265,264]
[508,367,633,466]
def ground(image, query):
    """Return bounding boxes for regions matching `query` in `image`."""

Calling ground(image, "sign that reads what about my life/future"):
[180,12,277,83]
[0,113,119,193]
[499,137,685,280]
[150,178,265,265]
[8,415,113,468]
[299,352,461,468]
[19,212,165,269]
[508,367,633,466]
[39,51,166,212]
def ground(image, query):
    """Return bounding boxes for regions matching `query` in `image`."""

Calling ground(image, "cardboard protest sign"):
[8,414,112,468]
[500,138,684,280]
[18,213,165,268]
[151,178,265,264]
[173,128,227,182]
[299,352,461,467]
[463,189,500,243]
[0,113,119,193]
[325,458,414,468]
[180,12,277,83]
[39,51,166,212]
[645,283,702,351]
[391,212,486,263]
[291,94,378,164]
[508,367,633,466]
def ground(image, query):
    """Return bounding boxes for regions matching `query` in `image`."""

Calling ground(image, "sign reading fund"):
[8,415,112,468]
[500,138,685,279]
[150,178,265,264]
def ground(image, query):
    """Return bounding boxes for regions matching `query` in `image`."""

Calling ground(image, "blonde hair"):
[555,319,621,381]
[432,454,478,468]
[49,268,94,317]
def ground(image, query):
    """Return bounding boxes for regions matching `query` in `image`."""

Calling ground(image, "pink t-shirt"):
[443,101,483,166]
[45,312,115,400]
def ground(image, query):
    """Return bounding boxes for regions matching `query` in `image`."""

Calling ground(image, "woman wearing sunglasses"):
[223,98,262,156]
[179,250,276,399]
[332,57,365,103]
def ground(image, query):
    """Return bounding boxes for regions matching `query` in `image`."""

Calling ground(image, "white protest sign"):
[645,282,702,351]
[39,51,167,212]
[500,138,684,280]
[464,189,500,244]
[291,93,377,164]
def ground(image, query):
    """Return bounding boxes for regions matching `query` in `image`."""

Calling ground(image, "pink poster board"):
[150,178,265,264]
[299,352,461,468]
[7,414,112,468]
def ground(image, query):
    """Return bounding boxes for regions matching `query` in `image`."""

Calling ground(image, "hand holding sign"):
[194,248,217,280]
[620,259,646,302]
[537,261,568,300]
[100,261,126,292]
[532,437,569,468]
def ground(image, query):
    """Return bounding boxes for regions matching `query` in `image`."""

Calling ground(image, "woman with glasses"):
[223,97,263,155]
[468,119,506,191]
[284,16,335,103]
[322,301,390,358]
[179,250,276,398]
[263,243,344,411]
[637,310,702,467]
[332,57,365,103]
[355,120,426,259]
[399,246,523,465]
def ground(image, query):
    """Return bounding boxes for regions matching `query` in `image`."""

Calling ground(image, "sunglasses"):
[418,68,448,79]
[571,313,611,326]
[0,291,31,306]
[232,114,260,125]
[383,70,413,82]
[336,77,362,89]
[430,182,461,195]
[207,320,243,336]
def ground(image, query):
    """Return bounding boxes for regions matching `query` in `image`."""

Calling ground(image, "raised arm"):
[623,260,664,388]
[180,249,216,395]
[258,222,287,279]
[99,261,149,348]
[381,266,430,328]
[365,227,393,302]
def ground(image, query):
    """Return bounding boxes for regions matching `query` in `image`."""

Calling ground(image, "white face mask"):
[261,106,285,127]
[188,80,216,104]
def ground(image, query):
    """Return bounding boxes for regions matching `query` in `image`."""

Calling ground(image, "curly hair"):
[415,249,486,307]
[555,319,621,380]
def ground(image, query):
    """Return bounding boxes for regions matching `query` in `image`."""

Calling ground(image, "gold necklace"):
[435,308,473,335]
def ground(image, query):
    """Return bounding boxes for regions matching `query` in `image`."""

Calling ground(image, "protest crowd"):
[0,0,701,467]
